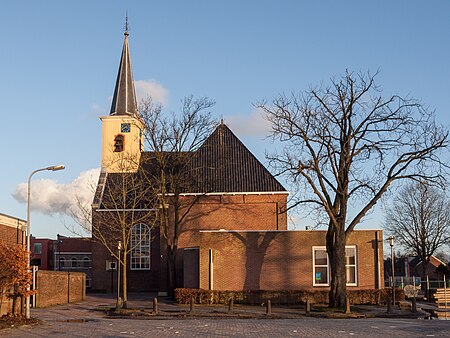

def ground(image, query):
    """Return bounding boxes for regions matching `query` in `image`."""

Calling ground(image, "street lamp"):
[116,240,122,310]
[388,236,395,306]
[26,165,65,319]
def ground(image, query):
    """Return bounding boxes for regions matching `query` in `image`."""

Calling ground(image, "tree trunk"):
[167,245,177,297]
[327,225,347,308]
[122,254,128,309]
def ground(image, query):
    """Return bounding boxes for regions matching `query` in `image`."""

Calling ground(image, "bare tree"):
[384,182,450,279]
[258,70,449,307]
[140,95,216,294]
[75,155,157,309]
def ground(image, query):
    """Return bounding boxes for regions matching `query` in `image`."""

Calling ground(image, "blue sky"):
[1,1,449,238]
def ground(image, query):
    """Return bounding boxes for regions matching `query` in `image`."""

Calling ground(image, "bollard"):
[190,296,195,314]
[345,298,351,314]
[306,299,311,314]
[387,294,392,314]
[228,298,234,313]
[153,298,158,314]
[266,300,272,316]
[411,297,417,313]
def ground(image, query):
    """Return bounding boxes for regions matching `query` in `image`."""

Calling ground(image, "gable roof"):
[189,123,286,193]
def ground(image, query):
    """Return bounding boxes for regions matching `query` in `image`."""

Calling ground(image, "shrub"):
[174,288,405,305]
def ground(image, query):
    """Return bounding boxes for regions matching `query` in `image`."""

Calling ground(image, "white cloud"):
[12,168,101,219]
[135,79,169,106]
[225,108,272,137]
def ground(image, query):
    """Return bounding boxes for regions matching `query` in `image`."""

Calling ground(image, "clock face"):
[121,123,131,133]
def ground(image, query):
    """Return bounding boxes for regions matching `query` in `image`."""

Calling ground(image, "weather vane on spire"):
[124,11,129,36]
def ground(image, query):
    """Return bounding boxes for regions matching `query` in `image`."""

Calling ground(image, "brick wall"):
[198,230,384,291]
[0,214,25,245]
[91,227,161,293]
[35,270,86,308]
[172,193,288,286]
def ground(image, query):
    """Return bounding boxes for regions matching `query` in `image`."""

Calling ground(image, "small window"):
[83,257,90,268]
[313,247,329,286]
[345,246,357,286]
[59,257,65,268]
[71,257,78,268]
[114,135,124,152]
[33,243,42,254]
[109,261,117,270]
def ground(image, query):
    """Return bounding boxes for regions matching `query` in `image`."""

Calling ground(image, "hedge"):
[174,288,405,305]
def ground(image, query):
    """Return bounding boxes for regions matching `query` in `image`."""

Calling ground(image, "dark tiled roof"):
[189,124,286,193]
[139,124,286,193]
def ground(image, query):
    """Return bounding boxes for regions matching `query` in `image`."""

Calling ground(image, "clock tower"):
[100,25,144,173]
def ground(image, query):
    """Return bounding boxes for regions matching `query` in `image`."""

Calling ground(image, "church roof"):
[94,123,286,208]
[188,123,286,193]
[109,29,138,117]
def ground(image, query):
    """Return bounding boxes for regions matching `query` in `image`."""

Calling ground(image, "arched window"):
[130,224,151,270]
[71,257,78,268]
[59,257,65,268]
[114,135,124,152]
[83,257,90,268]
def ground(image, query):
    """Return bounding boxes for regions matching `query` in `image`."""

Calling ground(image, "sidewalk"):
[30,293,432,321]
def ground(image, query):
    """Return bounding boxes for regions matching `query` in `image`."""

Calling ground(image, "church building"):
[90,28,384,294]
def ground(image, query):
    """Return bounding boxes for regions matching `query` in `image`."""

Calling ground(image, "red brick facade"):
[0,213,25,246]
[30,237,54,270]
[197,230,384,291]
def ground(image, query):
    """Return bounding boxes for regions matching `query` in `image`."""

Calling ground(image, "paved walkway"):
[2,294,449,337]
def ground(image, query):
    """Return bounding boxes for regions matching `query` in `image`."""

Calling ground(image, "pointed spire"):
[110,16,138,117]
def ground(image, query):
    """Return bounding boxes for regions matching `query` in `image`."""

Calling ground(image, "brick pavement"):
[2,294,449,337]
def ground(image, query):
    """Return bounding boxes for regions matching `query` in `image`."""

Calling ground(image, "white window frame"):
[312,246,358,287]
[130,223,151,270]
[312,246,329,286]
[345,246,358,286]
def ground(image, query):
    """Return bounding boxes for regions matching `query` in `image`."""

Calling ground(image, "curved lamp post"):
[26,165,65,319]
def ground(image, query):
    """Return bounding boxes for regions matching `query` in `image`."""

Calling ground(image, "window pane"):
[314,249,328,266]
[315,267,328,284]
[345,247,356,265]
[346,266,356,284]
[33,243,42,254]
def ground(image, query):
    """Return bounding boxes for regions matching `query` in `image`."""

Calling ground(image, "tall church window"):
[114,135,124,152]
[130,224,151,270]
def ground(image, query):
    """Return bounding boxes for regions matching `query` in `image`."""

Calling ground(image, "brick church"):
[90,28,384,294]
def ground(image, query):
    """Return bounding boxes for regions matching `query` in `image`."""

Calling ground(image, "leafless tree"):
[384,182,450,279]
[258,70,449,307]
[140,95,216,294]
[74,155,157,309]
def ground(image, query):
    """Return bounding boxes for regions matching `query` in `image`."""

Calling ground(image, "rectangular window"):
[312,246,358,287]
[33,243,42,254]
[345,246,357,286]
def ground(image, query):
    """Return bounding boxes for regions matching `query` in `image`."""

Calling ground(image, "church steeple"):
[100,18,144,174]
[110,17,138,117]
